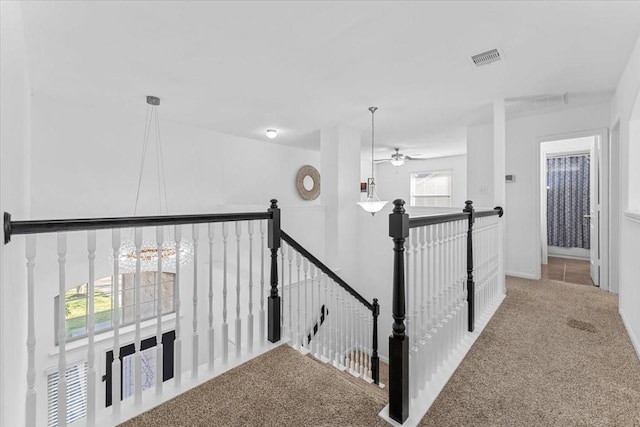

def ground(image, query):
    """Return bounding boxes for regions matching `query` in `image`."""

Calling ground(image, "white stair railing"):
[280,231,380,386]
[383,199,504,425]
[4,203,289,427]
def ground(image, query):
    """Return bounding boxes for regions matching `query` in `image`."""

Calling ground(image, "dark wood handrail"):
[408,206,502,229]
[3,211,272,244]
[280,230,374,312]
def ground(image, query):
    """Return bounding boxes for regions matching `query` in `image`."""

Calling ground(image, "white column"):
[320,126,361,284]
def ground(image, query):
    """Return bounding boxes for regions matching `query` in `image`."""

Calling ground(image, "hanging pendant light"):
[110,96,193,273]
[357,107,389,216]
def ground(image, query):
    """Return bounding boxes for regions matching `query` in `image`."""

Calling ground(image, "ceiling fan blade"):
[374,159,391,163]
[405,155,428,161]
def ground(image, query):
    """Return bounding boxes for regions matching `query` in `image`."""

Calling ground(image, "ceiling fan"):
[375,148,427,167]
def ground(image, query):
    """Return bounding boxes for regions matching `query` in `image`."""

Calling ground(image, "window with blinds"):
[410,170,452,207]
[47,361,88,427]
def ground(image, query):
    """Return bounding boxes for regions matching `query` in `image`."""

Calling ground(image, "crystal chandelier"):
[114,96,193,273]
[357,107,389,216]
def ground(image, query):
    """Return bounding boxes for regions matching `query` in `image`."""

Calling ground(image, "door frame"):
[535,128,610,291]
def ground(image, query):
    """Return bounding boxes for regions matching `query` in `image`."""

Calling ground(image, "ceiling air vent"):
[470,48,502,66]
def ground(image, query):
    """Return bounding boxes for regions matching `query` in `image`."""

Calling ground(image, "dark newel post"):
[371,298,380,385]
[267,199,281,343]
[388,199,409,424]
[463,200,475,332]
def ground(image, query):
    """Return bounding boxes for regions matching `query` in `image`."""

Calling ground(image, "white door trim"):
[535,128,610,290]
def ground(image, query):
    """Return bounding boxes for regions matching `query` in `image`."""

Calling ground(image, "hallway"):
[421,276,640,426]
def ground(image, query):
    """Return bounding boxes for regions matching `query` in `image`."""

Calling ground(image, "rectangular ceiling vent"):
[470,48,502,66]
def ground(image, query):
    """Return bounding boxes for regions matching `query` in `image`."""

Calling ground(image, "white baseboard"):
[620,308,640,361]
[379,354,389,364]
[505,270,538,280]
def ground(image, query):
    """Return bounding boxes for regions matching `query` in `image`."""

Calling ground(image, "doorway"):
[539,132,607,288]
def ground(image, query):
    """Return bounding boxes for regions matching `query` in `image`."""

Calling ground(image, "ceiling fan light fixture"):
[390,153,405,167]
[266,129,278,139]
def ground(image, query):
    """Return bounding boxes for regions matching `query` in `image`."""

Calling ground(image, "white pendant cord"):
[133,103,170,217]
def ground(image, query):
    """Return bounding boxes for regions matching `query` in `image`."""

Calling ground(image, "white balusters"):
[222,222,229,363]
[87,231,97,424]
[25,236,36,427]
[248,221,254,352]
[259,220,266,344]
[156,227,164,395]
[295,252,302,350]
[280,242,285,333]
[111,229,122,411]
[302,257,309,352]
[314,266,321,358]
[345,296,350,371]
[208,223,215,371]
[235,222,242,357]
[57,233,68,427]
[411,228,419,398]
[192,224,199,378]
[174,225,182,387]
[418,226,428,390]
[287,244,293,343]
[133,228,143,405]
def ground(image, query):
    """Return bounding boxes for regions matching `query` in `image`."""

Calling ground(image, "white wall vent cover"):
[470,48,502,66]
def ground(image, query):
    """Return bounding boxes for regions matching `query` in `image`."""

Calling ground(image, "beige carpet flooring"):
[123,277,640,426]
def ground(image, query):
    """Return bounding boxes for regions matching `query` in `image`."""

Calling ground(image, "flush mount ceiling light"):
[357,107,388,216]
[110,96,193,273]
[266,129,278,139]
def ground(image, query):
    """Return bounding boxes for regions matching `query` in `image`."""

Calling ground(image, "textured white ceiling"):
[19,1,640,157]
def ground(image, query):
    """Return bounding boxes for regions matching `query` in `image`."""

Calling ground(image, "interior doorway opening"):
[539,132,606,288]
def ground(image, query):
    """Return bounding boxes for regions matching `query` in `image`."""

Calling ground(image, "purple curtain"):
[547,155,590,249]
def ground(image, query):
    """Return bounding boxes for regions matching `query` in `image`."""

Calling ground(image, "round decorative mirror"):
[296,165,321,200]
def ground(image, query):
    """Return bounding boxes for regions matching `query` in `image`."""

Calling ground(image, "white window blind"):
[410,170,452,207]
[47,361,88,427]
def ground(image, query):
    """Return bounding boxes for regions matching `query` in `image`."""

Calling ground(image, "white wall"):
[467,103,611,279]
[467,124,494,208]
[0,3,30,426]
[376,155,468,212]
[610,35,640,359]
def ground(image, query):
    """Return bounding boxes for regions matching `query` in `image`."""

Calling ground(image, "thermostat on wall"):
[505,174,515,183]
